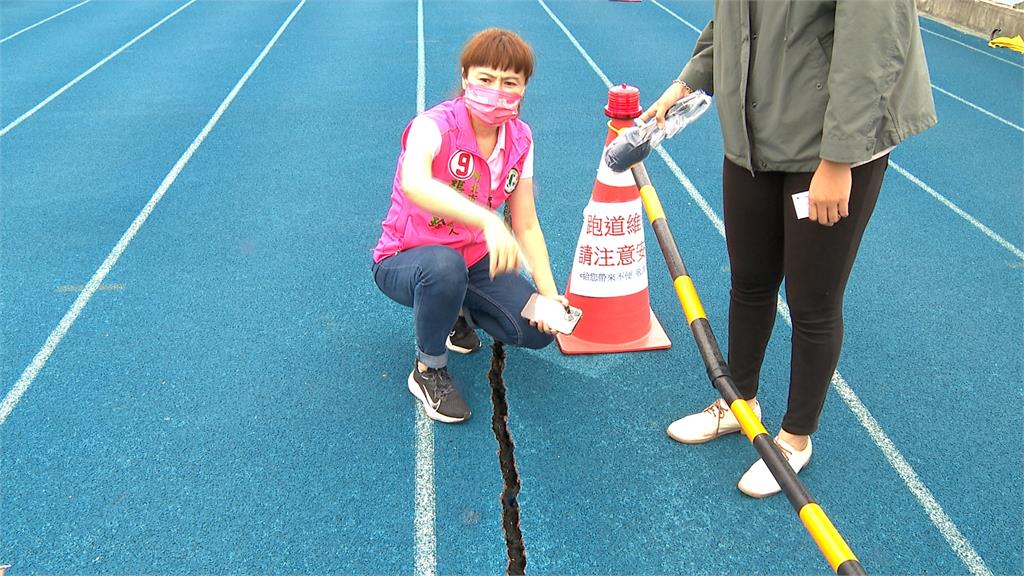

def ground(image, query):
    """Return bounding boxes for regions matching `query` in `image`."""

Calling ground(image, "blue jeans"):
[372,245,553,368]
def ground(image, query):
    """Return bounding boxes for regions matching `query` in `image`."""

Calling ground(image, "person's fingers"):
[497,241,509,272]
[808,201,819,224]
[494,242,516,276]
[485,232,497,278]
[490,240,504,278]
[638,107,655,122]
[839,198,850,218]
[816,202,834,227]
[813,202,834,226]
[503,243,516,275]
[827,203,841,225]
[508,244,520,273]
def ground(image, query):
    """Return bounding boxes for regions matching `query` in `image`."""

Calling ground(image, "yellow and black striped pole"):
[631,161,866,576]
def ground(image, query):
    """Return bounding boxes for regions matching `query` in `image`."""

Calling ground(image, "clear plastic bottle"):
[605,91,712,172]
[650,91,712,148]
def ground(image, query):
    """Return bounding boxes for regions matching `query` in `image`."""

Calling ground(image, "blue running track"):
[1,0,1021,574]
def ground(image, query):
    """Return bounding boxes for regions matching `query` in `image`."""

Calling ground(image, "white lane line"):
[0,0,197,139]
[890,161,1024,262]
[0,0,92,44]
[649,0,703,34]
[0,0,308,426]
[774,300,994,576]
[535,0,613,88]
[413,1,437,575]
[540,1,994,574]
[920,26,1024,70]
[414,407,437,576]
[653,146,724,235]
[931,84,1024,133]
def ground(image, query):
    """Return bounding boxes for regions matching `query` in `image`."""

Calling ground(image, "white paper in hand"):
[792,191,810,220]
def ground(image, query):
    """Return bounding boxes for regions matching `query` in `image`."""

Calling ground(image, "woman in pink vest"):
[372,29,565,424]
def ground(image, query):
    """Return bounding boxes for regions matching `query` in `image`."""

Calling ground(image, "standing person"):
[372,28,566,424]
[642,0,936,497]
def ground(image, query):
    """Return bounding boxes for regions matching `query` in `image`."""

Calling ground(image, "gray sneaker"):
[408,365,471,423]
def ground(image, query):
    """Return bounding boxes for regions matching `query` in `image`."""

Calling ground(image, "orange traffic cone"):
[557,84,671,355]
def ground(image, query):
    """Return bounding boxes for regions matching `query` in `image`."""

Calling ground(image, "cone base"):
[556,309,671,355]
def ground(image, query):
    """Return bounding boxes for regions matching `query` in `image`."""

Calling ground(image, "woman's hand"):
[808,159,852,226]
[529,293,570,335]
[484,215,520,278]
[638,81,691,128]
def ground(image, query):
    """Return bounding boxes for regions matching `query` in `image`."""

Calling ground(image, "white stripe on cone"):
[568,152,650,298]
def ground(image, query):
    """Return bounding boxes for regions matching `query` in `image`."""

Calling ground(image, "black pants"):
[722,155,888,435]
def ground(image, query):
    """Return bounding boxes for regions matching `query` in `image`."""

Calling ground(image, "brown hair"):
[459,28,534,83]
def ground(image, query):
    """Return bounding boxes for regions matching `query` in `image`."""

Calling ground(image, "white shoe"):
[737,436,813,498]
[666,398,761,444]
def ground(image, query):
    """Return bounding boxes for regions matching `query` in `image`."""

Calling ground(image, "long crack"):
[488,341,526,575]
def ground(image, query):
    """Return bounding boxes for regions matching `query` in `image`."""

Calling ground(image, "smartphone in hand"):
[520,293,583,335]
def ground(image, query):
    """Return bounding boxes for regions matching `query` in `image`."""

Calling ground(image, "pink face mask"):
[464,82,521,126]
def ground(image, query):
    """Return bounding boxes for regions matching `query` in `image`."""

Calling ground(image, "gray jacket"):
[680,0,938,172]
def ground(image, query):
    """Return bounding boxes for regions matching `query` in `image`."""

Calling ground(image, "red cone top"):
[605,83,641,119]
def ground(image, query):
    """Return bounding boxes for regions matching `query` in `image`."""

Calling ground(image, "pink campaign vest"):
[372,97,532,267]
